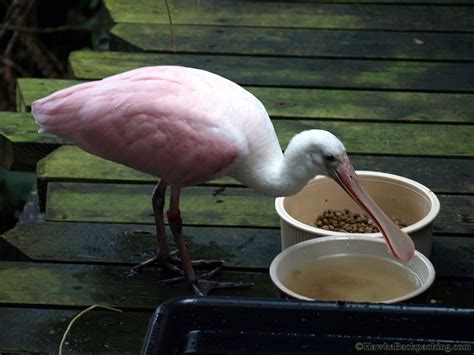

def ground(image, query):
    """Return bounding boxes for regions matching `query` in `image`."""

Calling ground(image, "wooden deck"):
[1,0,473,352]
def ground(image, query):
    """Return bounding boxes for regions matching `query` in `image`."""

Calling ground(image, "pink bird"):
[32,66,415,295]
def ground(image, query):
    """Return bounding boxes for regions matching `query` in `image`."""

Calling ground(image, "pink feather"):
[32,66,280,187]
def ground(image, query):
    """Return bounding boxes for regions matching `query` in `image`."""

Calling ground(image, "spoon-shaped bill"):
[330,156,415,261]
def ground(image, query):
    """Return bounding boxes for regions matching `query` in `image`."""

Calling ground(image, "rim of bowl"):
[275,171,441,236]
[269,235,436,303]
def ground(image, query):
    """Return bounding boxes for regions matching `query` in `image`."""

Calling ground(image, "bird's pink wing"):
[32,67,242,186]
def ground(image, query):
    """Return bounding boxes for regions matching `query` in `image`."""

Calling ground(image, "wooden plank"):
[44,182,474,235]
[9,88,474,172]
[0,261,471,308]
[111,23,474,61]
[272,120,474,157]
[418,280,474,307]
[208,0,474,3]
[2,222,473,279]
[69,50,474,92]
[0,112,64,171]
[5,108,471,171]
[434,195,474,236]
[18,93,474,158]
[37,146,474,194]
[16,78,82,113]
[18,78,474,123]
[0,307,149,354]
[0,112,60,145]
[37,146,159,184]
[431,237,474,279]
[104,0,474,32]
[349,156,474,195]
[0,222,279,269]
[35,146,233,211]
[0,261,275,309]
[45,182,279,227]
[250,88,474,123]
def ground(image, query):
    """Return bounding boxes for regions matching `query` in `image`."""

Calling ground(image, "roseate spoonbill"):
[32,66,415,295]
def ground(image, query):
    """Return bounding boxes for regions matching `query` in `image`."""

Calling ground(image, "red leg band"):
[167,209,181,222]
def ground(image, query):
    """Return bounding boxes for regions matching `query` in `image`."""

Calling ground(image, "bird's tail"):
[31,81,96,135]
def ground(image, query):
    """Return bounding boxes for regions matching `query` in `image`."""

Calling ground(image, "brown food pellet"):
[314,209,407,233]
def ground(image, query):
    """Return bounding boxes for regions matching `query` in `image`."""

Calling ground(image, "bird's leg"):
[165,186,199,281]
[167,186,253,296]
[131,180,182,274]
[131,180,221,275]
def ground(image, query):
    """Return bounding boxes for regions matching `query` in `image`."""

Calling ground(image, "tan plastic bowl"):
[269,235,435,303]
[275,171,440,257]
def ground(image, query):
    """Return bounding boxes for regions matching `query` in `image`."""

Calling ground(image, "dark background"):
[0,0,106,233]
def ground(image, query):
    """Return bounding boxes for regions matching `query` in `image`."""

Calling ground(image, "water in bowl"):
[283,254,421,302]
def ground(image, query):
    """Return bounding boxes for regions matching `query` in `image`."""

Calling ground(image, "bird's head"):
[289,129,415,261]
[301,130,347,178]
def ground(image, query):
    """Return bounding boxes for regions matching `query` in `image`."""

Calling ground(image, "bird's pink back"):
[32,66,281,186]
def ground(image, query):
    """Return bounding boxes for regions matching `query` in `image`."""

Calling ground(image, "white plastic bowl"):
[275,171,440,257]
[269,235,436,303]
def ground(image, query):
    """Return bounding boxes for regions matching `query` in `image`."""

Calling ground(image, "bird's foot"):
[190,277,254,296]
[159,266,253,296]
[190,267,254,296]
[179,250,225,269]
[131,251,224,275]
[130,253,180,274]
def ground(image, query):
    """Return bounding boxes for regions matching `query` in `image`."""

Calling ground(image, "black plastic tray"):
[142,296,473,354]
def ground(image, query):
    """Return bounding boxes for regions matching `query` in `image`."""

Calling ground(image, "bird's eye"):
[325,155,336,162]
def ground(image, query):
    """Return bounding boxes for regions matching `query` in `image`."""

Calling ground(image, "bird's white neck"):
[235,133,322,197]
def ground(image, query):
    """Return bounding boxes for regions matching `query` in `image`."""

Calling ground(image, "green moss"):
[274,121,474,156]
[185,238,236,261]
[0,265,72,304]
[353,62,430,87]
[37,145,239,185]
[2,221,280,268]
[68,50,474,92]
[0,112,61,143]
[46,182,279,227]
[104,0,474,31]
[16,78,83,112]
[17,78,474,123]
[0,112,65,170]
[0,262,274,308]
